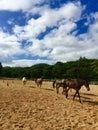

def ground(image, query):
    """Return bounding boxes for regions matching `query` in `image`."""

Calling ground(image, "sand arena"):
[0,79,98,130]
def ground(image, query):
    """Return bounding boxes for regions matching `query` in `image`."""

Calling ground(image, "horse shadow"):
[82,100,98,105]
[29,85,36,88]
[66,92,98,106]
[42,87,54,91]
[80,92,98,106]
[28,85,54,92]
[82,92,98,97]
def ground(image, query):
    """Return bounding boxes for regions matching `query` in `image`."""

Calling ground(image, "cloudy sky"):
[0,0,98,67]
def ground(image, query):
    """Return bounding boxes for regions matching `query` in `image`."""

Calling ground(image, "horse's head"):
[84,80,90,91]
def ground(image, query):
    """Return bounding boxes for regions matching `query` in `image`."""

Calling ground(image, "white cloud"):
[0,1,98,67]
[2,59,54,67]
[0,31,25,61]
[13,2,82,41]
[0,0,45,12]
[12,1,82,63]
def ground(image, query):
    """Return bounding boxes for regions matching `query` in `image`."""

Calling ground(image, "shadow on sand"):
[65,92,98,106]
[28,86,54,92]
[81,92,98,105]
[82,99,98,105]
[82,92,98,97]
[29,86,36,88]
[42,88,54,91]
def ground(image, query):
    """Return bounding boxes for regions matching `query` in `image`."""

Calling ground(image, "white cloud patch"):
[0,1,98,67]
[0,0,45,12]
[0,31,25,61]
[2,59,54,67]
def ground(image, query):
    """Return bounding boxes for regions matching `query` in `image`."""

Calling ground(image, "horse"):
[64,79,90,103]
[22,77,27,86]
[35,78,43,88]
[52,79,66,94]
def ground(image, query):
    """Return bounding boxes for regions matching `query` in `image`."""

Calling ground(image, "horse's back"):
[37,78,43,83]
[65,78,86,88]
[22,77,26,81]
[35,78,43,87]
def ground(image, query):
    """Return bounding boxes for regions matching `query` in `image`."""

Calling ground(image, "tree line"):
[0,57,98,82]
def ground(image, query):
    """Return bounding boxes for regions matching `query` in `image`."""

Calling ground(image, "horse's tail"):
[53,80,56,88]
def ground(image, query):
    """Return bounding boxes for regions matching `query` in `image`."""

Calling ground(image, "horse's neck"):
[80,79,85,86]
[77,80,85,89]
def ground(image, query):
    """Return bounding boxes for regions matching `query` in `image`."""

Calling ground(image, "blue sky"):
[0,0,98,67]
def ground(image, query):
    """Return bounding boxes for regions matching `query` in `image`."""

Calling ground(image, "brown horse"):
[64,79,90,103]
[53,79,66,94]
[35,78,43,87]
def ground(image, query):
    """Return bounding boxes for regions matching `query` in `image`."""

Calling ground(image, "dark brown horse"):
[35,78,43,88]
[64,79,90,103]
[53,79,66,94]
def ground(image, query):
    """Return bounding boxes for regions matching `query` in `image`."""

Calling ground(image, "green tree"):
[0,62,2,77]
[91,60,98,81]
[52,62,65,78]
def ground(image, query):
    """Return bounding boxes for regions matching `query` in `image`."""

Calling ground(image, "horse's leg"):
[56,87,59,94]
[24,81,26,85]
[23,81,25,85]
[40,84,42,88]
[65,88,70,98]
[40,83,42,88]
[73,90,79,101]
[62,87,67,95]
[62,87,65,94]
[53,81,56,88]
[62,84,67,95]
[77,91,81,103]
[56,85,59,94]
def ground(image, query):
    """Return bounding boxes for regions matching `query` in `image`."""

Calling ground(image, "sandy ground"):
[0,79,98,130]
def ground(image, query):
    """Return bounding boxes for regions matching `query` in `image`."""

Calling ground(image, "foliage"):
[0,62,2,77]
[1,58,98,81]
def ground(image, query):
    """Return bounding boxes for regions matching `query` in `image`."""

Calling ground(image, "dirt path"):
[0,80,98,130]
